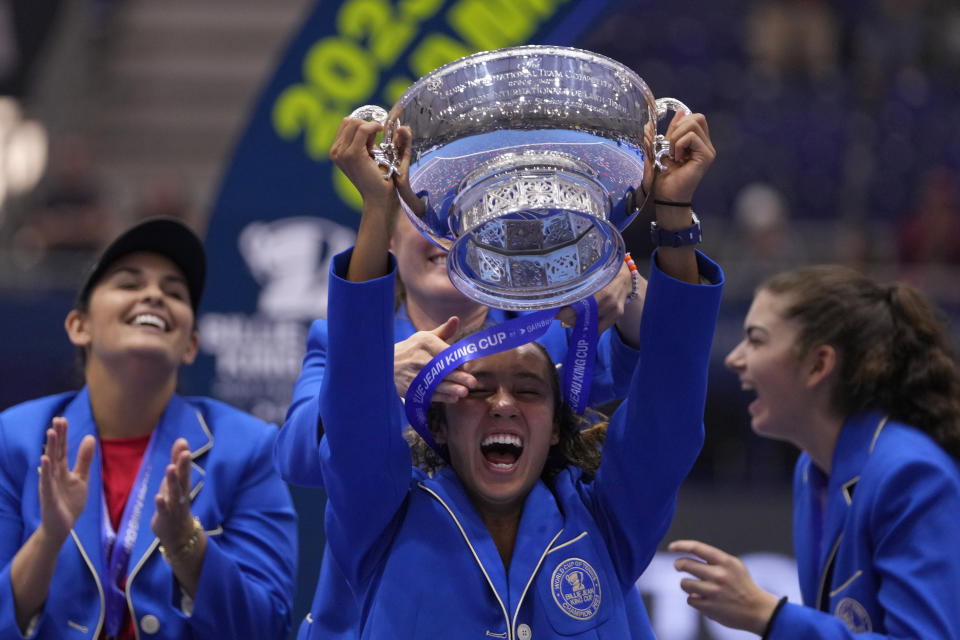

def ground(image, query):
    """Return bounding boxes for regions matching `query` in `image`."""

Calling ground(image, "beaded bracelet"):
[624,253,642,302]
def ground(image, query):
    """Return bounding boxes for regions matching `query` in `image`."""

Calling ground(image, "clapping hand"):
[151,438,195,551]
[38,417,95,544]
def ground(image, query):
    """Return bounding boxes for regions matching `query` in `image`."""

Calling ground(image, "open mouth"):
[130,313,168,331]
[428,254,447,266]
[480,433,524,470]
[741,384,759,414]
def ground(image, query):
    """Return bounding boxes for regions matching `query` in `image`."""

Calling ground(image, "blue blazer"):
[770,411,960,638]
[0,389,298,640]
[299,248,722,639]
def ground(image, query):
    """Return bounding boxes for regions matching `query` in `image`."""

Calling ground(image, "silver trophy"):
[352,45,689,310]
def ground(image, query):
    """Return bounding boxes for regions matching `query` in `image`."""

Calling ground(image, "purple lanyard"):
[404,297,598,453]
[100,433,158,638]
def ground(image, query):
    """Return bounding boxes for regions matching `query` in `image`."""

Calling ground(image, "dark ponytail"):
[760,266,960,459]
[883,282,960,457]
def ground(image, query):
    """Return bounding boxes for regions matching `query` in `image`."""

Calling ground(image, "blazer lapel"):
[127,394,212,577]
[507,481,563,616]
[815,411,886,609]
[63,388,106,586]
[794,455,825,607]
[420,468,510,604]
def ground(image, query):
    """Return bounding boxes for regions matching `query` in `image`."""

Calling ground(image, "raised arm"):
[555,110,715,413]
[592,250,723,586]
[330,116,398,283]
[588,111,722,585]
[651,111,714,284]
[317,118,418,589]
[274,119,413,486]
[274,118,470,486]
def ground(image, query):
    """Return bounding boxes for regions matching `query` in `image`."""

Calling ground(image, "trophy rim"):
[383,45,657,310]
[392,45,653,114]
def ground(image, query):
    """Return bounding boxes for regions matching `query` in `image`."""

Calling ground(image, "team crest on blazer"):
[551,558,602,620]
[835,597,872,632]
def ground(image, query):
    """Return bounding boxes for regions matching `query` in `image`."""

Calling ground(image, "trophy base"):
[441,149,625,310]
[448,213,625,310]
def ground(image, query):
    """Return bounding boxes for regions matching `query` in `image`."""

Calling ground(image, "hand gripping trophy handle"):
[653,97,692,172]
[348,105,400,179]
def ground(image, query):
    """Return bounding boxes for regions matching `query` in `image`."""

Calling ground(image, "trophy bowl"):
[353,45,689,310]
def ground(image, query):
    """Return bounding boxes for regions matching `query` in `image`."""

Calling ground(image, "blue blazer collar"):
[823,411,888,542]
[804,411,887,606]
[419,467,564,615]
[66,388,213,583]
[64,388,106,580]
[507,480,564,614]
[828,410,888,494]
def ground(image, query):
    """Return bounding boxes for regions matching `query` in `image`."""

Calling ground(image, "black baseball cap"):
[76,217,206,311]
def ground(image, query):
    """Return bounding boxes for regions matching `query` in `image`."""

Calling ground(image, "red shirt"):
[99,433,151,640]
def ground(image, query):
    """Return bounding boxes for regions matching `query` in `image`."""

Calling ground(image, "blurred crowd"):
[7,131,196,261]
[584,0,960,487]
[586,0,960,301]
[0,0,957,294]
[0,0,200,279]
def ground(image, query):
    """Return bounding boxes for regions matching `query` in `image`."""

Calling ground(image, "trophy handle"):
[348,105,400,179]
[653,97,692,172]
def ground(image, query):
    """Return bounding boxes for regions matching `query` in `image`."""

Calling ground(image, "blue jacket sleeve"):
[590,251,723,588]
[591,324,641,405]
[0,412,32,639]
[189,420,298,639]
[273,318,329,487]
[318,248,413,590]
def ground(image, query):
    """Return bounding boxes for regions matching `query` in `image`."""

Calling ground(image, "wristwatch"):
[650,213,701,247]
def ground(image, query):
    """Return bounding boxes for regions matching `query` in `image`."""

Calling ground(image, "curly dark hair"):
[760,265,960,459]
[406,341,609,483]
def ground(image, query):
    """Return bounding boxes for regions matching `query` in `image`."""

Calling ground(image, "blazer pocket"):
[534,535,620,636]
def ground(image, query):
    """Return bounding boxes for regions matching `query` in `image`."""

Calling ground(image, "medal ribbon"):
[100,433,158,637]
[404,297,598,452]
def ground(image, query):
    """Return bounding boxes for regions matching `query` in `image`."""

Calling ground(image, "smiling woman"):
[421,340,615,569]
[437,345,560,502]
[0,218,297,640]
[306,109,724,639]
[281,115,665,639]
[67,252,199,377]
[671,265,960,639]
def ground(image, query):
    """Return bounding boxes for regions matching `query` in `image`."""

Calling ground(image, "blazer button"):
[140,614,160,635]
[517,623,532,640]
